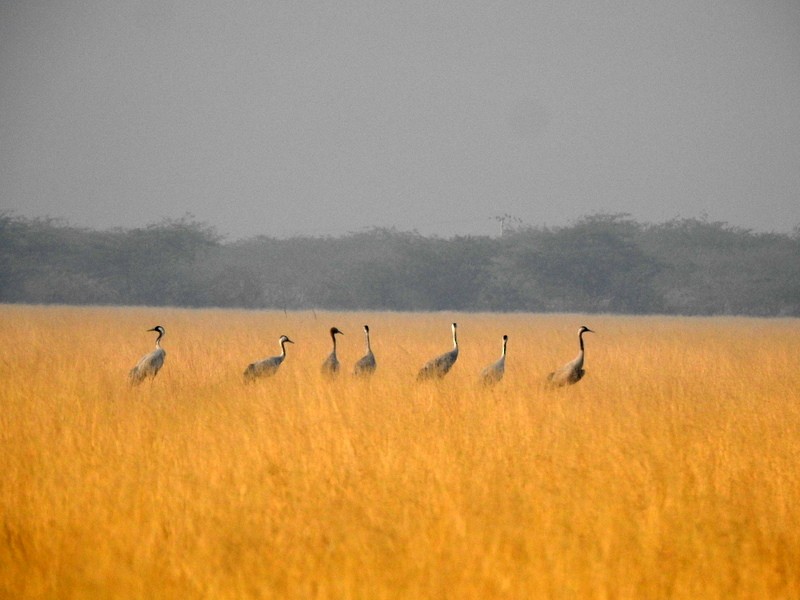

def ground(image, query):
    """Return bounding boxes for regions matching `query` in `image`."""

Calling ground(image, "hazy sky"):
[2,1,799,239]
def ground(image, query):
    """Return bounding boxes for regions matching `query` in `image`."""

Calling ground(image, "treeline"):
[1,213,798,315]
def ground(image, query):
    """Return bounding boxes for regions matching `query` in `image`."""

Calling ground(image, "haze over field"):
[2,1,800,239]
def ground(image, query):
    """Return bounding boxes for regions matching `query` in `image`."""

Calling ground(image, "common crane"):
[244,335,294,382]
[353,325,376,376]
[547,326,594,386]
[480,334,508,386]
[129,325,166,385]
[417,322,459,380]
[321,327,343,376]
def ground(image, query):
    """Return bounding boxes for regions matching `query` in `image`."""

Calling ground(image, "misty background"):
[2,1,800,239]
[2,213,798,315]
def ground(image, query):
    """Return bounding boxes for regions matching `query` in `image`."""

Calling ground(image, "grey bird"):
[129,325,166,385]
[480,334,508,386]
[417,322,459,380]
[547,326,594,386]
[321,327,343,376]
[353,325,376,376]
[243,335,294,382]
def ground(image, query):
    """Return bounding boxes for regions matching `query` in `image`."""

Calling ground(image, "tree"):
[501,214,662,313]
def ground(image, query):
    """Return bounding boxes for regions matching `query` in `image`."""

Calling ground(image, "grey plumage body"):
[547,326,594,386]
[353,325,376,376]
[417,322,459,380]
[321,327,343,376]
[244,335,293,381]
[129,326,166,385]
[480,334,508,386]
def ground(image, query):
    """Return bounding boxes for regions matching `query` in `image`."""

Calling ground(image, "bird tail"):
[128,368,144,386]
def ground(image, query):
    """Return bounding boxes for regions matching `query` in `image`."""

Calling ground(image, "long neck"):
[575,331,586,366]
[364,330,371,352]
[279,339,287,357]
[501,338,507,358]
[452,326,458,351]
[155,332,162,349]
[331,332,338,354]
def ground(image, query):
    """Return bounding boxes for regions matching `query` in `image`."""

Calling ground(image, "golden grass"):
[1,304,799,599]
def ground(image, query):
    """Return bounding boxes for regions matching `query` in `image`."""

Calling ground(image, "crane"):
[321,327,343,376]
[244,335,294,381]
[547,326,594,386]
[479,334,508,385]
[417,322,459,380]
[353,325,376,376]
[129,325,166,385]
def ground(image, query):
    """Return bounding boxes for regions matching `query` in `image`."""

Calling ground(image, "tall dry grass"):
[1,304,799,599]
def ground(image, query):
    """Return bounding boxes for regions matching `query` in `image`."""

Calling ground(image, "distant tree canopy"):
[1,212,798,316]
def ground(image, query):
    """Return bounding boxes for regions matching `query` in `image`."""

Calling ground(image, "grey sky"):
[2,1,799,239]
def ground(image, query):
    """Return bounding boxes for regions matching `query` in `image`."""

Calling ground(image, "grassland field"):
[1,304,800,599]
